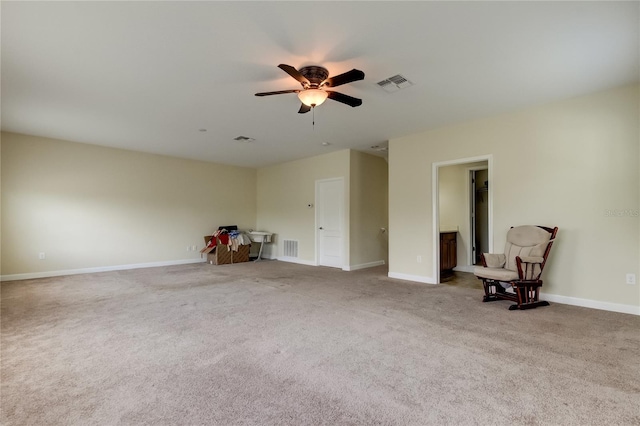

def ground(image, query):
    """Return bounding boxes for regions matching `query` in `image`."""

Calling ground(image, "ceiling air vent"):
[233,136,255,142]
[376,74,413,93]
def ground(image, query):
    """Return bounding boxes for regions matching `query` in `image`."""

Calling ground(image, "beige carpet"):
[2,262,639,425]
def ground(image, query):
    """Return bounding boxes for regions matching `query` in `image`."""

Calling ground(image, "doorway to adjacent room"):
[433,155,493,283]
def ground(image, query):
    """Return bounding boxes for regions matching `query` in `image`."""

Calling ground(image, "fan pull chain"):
[312,107,315,128]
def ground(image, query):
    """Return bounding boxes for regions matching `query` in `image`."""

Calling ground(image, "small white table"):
[248,231,273,261]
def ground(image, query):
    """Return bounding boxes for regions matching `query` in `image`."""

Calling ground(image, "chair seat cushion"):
[474,266,519,281]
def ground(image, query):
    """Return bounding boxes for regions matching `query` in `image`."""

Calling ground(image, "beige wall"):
[389,84,640,309]
[256,149,389,268]
[256,150,350,263]
[349,151,388,267]
[2,135,388,276]
[1,132,256,276]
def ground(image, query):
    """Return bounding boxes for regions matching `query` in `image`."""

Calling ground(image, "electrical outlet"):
[191,245,197,251]
[417,255,422,263]
[626,273,636,285]
[187,246,191,252]
[38,252,46,260]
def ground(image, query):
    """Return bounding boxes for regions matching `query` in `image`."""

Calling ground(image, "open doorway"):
[433,155,493,284]
[470,168,489,265]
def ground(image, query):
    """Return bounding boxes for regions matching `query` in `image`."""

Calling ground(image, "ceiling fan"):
[255,64,365,114]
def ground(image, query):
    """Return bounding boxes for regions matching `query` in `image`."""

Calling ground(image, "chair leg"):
[509,301,550,310]
[508,281,550,310]
[481,279,499,302]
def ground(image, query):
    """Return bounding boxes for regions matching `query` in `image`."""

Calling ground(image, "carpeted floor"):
[1,261,639,425]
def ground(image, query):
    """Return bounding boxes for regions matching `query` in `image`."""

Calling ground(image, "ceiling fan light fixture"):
[298,89,328,107]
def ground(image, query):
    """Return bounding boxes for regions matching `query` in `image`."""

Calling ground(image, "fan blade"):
[298,104,311,114]
[278,64,310,86]
[323,69,365,87]
[327,91,362,107]
[255,90,300,97]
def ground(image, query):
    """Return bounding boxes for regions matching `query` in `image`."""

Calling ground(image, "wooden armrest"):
[516,256,545,280]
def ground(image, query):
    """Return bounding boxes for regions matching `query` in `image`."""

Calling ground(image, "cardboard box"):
[201,235,250,265]
[231,244,250,263]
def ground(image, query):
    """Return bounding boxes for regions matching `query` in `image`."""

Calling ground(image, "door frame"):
[432,155,493,284]
[315,177,347,268]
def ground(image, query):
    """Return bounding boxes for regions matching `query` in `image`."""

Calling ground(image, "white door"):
[316,178,344,268]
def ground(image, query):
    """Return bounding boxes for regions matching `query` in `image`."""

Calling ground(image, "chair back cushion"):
[504,226,551,272]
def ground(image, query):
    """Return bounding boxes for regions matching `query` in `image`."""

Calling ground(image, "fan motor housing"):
[299,66,329,88]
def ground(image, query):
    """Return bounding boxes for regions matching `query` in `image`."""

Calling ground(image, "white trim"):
[343,260,385,271]
[541,293,640,316]
[277,256,317,266]
[433,155,493,285]
[388,272,437,285]
[5,258,635,316]
[432,163,440,284]
[0,258,206,282]
[454,265,476,273]
[386,272,638,315]
[433,155,493,168]
[258,252,278,260]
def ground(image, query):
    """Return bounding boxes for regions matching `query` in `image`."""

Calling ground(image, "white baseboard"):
[541,293,639,316]
[388,272,437,285]
[343,260,385,271]
[277,256,317,266]
[256,253,277,260]
[384,274,639,315]
[6,259,635,316]
[453,265,476,273]
[0,258,206,282]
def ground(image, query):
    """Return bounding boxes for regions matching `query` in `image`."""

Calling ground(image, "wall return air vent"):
[376,74,413,93]
[283,240,299,258]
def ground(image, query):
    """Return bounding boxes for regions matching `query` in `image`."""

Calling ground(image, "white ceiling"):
[2,1,638,168]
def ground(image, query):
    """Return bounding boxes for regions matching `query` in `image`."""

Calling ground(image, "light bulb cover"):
[298,89,329,107]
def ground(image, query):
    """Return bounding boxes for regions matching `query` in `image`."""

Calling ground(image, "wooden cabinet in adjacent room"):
[440,231,457,279]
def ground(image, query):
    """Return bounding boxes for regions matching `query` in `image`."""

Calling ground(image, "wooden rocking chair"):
[474,225,558,310]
